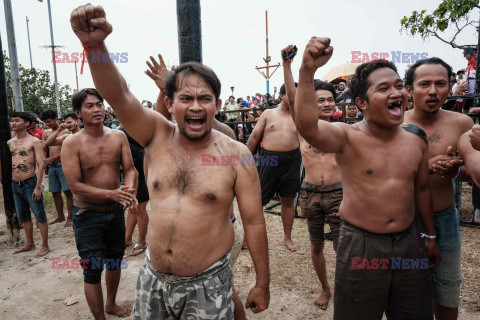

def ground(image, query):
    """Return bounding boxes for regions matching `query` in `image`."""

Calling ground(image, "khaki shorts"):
[299,181,342,244]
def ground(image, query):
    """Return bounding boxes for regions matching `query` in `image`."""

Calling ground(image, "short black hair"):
[39,109,58,121]
[10,112,32,126]
[63,113,78,121]
[229,95,235,100]
[28,113,39,123]
[457,70,465,75]
[349,60,398,103]
[72,88,104,111]
[314,80,337,100]
[236,98,243,104]
[165,62,221,101]
[404,57,453,88]
[279,83,298,96]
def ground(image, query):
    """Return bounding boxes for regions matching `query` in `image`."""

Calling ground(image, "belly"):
[147,201,234,276]
[262,131,299,152]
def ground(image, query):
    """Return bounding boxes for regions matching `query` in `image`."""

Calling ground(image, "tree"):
[4,52,73,116]
[401,0,479,49]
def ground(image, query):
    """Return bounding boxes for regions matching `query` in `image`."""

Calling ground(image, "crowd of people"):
[4,3,480,320]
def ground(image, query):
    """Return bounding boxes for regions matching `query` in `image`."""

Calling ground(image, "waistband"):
[12,175,36,186]
[434,204,456,217]
[49,160,62,166]
[301,181,342,192]
[341,220,414,239]
[145,251,231,284]
[73,199,119,215]
[260,147,300,156]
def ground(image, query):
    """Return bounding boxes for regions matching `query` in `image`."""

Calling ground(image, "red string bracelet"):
[80,42,104,75]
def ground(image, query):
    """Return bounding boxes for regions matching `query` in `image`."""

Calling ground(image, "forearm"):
[295,67,319,135]
[415,188,436,236]
[35,163,44,189]
[244,221,270,288]
[46,130,60,147]
[283,63,296,118]
[70,181,113,201]
[86,44,131,108]
[124,167,138,191]
[246,134,261,154]
[155,90,171,120]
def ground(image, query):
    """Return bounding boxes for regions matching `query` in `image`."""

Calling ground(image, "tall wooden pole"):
[255,10,280,94]
[176,0,202,63]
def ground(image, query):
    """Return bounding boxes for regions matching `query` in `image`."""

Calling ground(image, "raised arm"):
[45,123,69,147]
[145,54,173,120]
[234,144,269,313]
[246,110,268,154]
[295,37,347,153]
[414,142,441,268]
[70,4,165,147]
[281,45,297,122]
[61,136,135,208]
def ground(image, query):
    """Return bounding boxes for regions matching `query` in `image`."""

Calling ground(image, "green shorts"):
[133,252,233,319]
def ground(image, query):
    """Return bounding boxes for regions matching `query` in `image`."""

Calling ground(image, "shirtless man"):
[45,113,82,147]
[40,110,74,227]
[246,63,301,253]
[294,37,441,319]
[282,45,342,310]
[8,112,50,257]
[70,5,269,319]
[61,88,138,319]
[404,58,474,320]
[146,53,248,320]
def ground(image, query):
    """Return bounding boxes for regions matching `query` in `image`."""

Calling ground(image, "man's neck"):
[279,102,289,112]
[361,119,400,140]
[83,123,105,137]
[51,124,59,131]
[174,127,213,152]
[71,127,81,134]
[14,130,29,139]
[411,105,442,125]
[319,116,331,123]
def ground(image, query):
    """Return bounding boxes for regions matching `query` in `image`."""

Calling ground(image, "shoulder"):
[63,131,81,147]
[401,123,428,144]
[440,109,474,132]
[213,119,236,140]
[31,137,43,148]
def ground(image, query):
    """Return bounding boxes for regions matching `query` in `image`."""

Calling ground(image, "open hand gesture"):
[70,4,112,46]
[145,54,172,91]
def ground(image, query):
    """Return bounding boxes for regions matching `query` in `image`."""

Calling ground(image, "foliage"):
[3,52,73,116]
[401,0,480,49]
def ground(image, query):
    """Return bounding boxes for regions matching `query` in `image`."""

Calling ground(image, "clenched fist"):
[301,37,333,71]
[70,4,112,46]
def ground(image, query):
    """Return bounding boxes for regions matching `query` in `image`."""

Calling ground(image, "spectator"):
[464,47,477,94]
[225,96,238,122]
[27,114,44,140]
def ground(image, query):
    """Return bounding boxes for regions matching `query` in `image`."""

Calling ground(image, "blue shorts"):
[432,205,462,308]
[12,176,47,223]
[48,161,69,192]
[72,201,126,284]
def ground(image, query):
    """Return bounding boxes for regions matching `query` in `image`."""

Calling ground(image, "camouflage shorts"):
[133,252,233,319]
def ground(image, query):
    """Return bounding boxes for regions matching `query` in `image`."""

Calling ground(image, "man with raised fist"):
[70,4,269,320]
[294,37,441,319]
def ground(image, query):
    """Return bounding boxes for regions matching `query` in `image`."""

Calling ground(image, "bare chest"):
[78,142,121,171]
[265,113,297,135]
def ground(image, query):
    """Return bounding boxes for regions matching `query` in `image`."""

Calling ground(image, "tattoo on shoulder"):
[401,123,428,144]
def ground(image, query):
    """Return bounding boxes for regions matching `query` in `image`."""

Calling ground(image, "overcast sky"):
[1,0,478,109]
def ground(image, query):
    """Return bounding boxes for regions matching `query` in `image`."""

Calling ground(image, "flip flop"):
[126,243,134,248]
[130,244,147,257]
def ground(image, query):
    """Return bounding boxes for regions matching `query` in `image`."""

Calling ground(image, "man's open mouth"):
[185,116,206,129]
[387,101,403,116]
[426,98,439,107]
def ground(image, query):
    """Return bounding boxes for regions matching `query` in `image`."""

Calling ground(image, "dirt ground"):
[0,184,479,319]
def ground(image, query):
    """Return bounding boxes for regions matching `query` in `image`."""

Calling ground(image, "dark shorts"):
[12,176,47,223]
[299,181,343,244]
[334,221,433,320]
[257,147,301,205]
[48,161,69,192]
[133,154,149,203]
[72,200,126,284]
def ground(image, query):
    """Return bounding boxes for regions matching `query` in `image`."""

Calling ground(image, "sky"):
[1,0,478,109]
